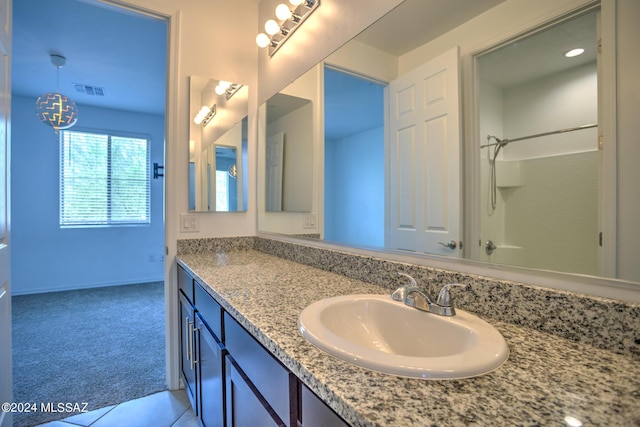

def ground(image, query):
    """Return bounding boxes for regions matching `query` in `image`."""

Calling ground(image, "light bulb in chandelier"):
[35,54,79,133]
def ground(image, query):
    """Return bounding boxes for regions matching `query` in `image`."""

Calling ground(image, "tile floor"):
[36,390,198,427]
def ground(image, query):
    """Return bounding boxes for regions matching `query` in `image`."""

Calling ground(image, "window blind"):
[60,130,150,227]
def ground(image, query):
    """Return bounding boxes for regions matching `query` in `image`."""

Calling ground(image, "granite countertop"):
[177,250,640,427]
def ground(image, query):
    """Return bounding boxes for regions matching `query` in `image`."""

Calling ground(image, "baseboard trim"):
[11,277,165,296]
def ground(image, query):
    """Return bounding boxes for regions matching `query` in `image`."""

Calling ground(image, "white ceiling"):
[356,0,505,56]
[12,0,167,116]
[12,0,596,121]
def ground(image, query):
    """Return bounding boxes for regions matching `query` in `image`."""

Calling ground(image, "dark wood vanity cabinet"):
[178,265,225,427]
[178,264,348,427]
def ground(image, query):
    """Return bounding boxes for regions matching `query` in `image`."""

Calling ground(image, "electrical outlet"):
[180,213,200,233]
[303,213,317,229]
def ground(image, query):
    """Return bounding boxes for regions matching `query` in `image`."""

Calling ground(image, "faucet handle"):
[391,272,419,301]
[397,272,418,287]
[436,284,467,307]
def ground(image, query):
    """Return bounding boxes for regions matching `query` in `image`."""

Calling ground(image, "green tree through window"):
[60,130,150,226]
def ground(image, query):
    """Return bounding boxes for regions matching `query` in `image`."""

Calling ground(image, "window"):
[60,129,150,227]
[215,170,229,211]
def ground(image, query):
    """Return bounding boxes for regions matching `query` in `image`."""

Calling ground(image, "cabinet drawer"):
[178,265,194,303]
[194,281,223,340]
[224,313,293,425]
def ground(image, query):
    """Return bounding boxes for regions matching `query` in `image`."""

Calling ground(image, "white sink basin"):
[298,294,509,379]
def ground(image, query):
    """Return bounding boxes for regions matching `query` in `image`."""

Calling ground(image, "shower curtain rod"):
[480,123,598,148]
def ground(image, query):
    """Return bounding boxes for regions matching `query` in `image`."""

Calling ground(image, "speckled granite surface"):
[177,250,640,427]
[178,236,640,359]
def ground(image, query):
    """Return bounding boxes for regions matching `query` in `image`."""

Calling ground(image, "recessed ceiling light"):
[564,48,585,58]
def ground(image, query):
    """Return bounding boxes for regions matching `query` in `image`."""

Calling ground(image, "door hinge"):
[598,38,602,54]
[598,135,603,150]
[599,232,603,247]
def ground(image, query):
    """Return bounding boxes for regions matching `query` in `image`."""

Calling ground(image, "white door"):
[265,132,284,212]
[387,46,462,256]
[0,0,12,426]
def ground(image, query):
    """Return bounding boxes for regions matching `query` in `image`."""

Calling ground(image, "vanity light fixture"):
[564,48,585,57]
[35,54,79,133]
[215,81,244,100]
[256,0,320,56]
[194,104,216,127]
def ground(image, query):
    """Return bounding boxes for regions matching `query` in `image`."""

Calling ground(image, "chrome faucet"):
[391,272,467,317]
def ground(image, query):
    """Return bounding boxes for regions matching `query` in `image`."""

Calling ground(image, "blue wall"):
[11,95,165,295]
[325,127,384,247]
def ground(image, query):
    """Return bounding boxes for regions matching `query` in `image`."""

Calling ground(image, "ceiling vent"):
[74,83,105,96]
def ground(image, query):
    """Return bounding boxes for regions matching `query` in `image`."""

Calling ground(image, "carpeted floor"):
[11,282,167,427]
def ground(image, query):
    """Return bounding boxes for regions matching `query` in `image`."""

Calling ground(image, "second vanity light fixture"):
[256,0,320,56]
[214,81,244,100]
[194,104,216,127]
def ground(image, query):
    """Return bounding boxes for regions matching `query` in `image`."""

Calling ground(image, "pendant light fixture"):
[35,54,79,133]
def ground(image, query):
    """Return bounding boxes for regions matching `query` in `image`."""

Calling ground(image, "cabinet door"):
[224,313,294,424]
[300,383,348,427]
[225,355,285,427]
[195,314,225,427]
[179,293,198,413]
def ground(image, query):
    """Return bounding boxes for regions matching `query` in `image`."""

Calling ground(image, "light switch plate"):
[180,213,199,232]
[303,213,317,229]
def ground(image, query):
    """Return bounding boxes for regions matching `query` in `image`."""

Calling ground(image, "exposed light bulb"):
[265,19,280,36]
[289,0,304,5]
[564,48,585,58]
[275,3,292,20]
[215,85,226,96]
[256,33,270,48]
[219,81,231,90]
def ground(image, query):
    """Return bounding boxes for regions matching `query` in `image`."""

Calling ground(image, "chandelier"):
[35,54,79,133]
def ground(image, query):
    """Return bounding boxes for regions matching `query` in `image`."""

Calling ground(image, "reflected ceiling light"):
[256,0,320,57]
[35,54,79,133]
[194,104,216,127]
[564,48,585,58]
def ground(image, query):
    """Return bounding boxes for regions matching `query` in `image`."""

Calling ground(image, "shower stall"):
[475,9,600,276]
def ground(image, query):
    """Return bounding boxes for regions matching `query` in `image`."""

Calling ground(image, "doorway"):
[10,0,168,424]
[323,66,386,248]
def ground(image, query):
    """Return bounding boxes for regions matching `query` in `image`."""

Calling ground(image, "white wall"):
[11,96,165,294]
[325,127,384,247]
[503,63,598,160]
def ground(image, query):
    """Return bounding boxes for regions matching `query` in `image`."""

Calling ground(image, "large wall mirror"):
[189,76,248,212]
[258,0,640,289]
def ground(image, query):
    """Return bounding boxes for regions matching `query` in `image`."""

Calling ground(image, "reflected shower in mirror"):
[474,10,599,276]
[189,76,248,212]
